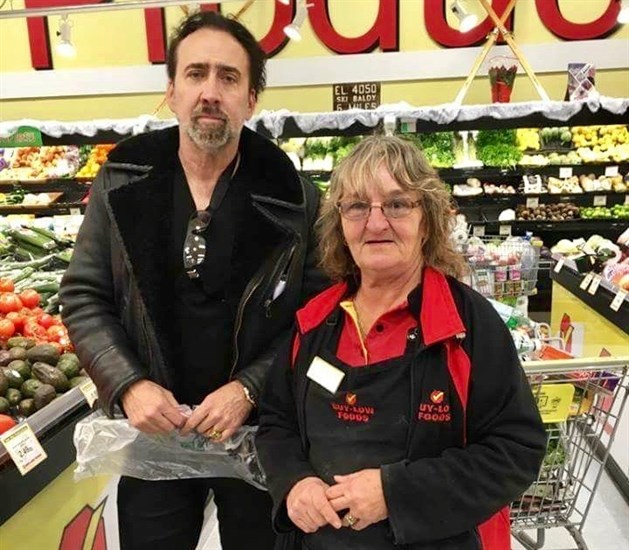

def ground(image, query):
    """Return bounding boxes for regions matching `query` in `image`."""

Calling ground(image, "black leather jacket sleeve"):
[59,168,145,416]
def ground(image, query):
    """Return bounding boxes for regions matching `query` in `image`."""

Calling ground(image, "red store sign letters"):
[25,0,623,70]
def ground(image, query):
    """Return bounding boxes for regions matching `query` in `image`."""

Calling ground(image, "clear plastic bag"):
[73,409,266,490]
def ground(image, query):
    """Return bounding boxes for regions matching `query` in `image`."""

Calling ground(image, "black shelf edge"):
[0,203,87,216]
[467,219,629,232]
[550,259,629,335]
[439,162,629,180]
[454,191,629,208]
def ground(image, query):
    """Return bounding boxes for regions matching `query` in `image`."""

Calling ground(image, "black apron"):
[301,315,419,550]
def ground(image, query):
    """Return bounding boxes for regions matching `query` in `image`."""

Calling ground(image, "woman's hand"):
[287,477,343,533]
[326,469,388,531]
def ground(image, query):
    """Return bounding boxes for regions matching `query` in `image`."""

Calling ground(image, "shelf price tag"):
[70,208,81,216]
[593,195,607,207]
[472,225,485,237]
[587,274,602,295]
[604,166,619,177]
[610,289,628,312]
[0,423,47,476]
[499,225,511,236]
[526,197,539,208]
[559,167,573,179]
[79,380,98,407]
[399,119,416,134]
[553,257,565,273]
[579,272,594,290]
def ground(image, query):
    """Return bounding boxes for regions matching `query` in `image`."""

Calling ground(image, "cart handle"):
[521,355,629,375]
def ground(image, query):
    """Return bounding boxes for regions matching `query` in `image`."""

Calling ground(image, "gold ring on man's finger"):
[208,429,222,440]
[344,513,358,527]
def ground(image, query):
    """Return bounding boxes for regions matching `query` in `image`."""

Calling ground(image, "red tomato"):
[23,320,46,339]
[0,279,14,293]
[30,307,45,319]
[38,313,54,329]
[46,325,66,342]
[0,294,23,314]
[19,289,41,309]
[0,319,15,339]
[5,312,25,333]
[0,414,17,435]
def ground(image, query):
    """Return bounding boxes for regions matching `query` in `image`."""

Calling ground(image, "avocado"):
[8,347,27,362]
[0,369,7,396]
[0,397,9,414]
[21,378,43,398]
[57,354,80,379]
[5,388,22,407]
[0,350,13,367]
[7,337,36,350]
[18,398,36,417]
[33,384,56,410]
[7,360,30,380]
[26,344,61,366]
[32,362,69,393]
[69,376,89,389]
[2,368,24,389]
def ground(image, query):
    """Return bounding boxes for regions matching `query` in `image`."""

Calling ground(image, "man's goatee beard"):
[186,119,234,152]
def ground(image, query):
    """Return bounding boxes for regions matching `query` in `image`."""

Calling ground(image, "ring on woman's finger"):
[344,513,358,527]
[207,429,223,440]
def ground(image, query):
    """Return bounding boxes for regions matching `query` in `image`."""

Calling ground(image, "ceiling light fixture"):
[450,0,478,33]
[283,0,311,41]
[618,0,629,24]
[56,14,76,58]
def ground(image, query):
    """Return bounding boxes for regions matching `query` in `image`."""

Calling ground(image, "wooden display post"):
[454,0,550,105]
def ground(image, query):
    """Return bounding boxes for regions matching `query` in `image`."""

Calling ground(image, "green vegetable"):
[475,130,522,168]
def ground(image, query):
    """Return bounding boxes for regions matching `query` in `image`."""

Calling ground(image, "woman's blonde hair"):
[316,135,467,281]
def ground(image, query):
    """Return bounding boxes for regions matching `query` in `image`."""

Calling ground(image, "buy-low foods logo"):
[330,392,375,423]
[417,389,451,422]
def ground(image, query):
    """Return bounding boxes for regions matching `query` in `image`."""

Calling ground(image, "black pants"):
[117,476,276,550]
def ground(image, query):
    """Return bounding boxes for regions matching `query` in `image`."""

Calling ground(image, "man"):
[60,11,325,550]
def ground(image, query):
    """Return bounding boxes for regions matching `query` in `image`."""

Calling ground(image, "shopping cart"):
[456,235,547,299]
[511,356,629,550]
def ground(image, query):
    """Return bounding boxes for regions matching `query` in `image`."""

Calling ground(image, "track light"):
[56,14,76,58]
[450,0,478,33]
[618,0,629,24]
[283,0,311,41]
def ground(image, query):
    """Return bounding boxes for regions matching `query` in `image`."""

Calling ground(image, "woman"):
[256,136,546,550]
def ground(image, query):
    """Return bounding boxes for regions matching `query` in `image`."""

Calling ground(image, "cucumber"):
[7,228,58,252]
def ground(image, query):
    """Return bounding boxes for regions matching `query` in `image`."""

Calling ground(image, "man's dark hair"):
[167,11,267,98]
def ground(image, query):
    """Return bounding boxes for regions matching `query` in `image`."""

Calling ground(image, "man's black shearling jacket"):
[60,126,326,416]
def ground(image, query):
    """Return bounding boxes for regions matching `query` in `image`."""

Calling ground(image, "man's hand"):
[120,379,186,434]
[286,477,342,533]
[326,469,388,531]
[180,380,252,441]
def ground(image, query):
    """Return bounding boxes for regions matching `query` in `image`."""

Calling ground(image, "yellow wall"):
[1,0,628,121]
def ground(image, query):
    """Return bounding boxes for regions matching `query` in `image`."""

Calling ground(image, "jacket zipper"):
[263,239,298,318]
[228,268,266,380]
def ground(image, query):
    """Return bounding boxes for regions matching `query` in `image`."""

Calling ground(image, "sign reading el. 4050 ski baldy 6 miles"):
[333,82,381,111]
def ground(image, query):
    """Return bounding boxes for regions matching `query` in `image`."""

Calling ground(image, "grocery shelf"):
[455,191,629,208]
[0,203,87,216]
[467,219,629,233]
[438,162,629,180]
[550,255,628,335]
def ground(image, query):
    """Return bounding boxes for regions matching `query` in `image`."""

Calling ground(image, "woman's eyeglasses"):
[337,197,421,221]
[183,210,212,279]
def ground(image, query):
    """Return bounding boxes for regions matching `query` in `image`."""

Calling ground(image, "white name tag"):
[306,356,345,394]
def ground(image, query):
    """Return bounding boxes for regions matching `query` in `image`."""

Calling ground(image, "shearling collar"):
[108,125,303,205]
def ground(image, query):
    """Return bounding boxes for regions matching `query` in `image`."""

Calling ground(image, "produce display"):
[75,144,116,179]
[416,132,456,168]
[0,186,61,207]
[515,203,580,221]
[0,341,86,424]
[475,129,522,168]
[580,205,629,220]
[0,224,74,314]
[551,232,629,291]
[0,146,80,181]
